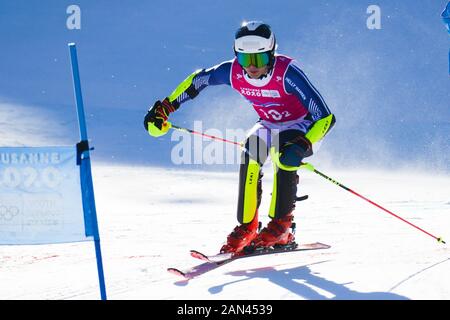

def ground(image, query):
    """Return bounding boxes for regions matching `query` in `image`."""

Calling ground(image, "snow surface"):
[0,163,449,300]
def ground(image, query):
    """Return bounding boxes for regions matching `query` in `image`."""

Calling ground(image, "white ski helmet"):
[234,21,276,68]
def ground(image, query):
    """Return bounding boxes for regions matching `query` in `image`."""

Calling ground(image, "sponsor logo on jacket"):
[240,88,280,98]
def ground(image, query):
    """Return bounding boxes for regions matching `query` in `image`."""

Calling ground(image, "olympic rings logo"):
[0,205,20,221]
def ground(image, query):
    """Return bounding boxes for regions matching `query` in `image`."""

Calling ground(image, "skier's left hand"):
[279,136,313,167]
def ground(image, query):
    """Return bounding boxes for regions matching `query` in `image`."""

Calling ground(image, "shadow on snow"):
[208,261,409,300]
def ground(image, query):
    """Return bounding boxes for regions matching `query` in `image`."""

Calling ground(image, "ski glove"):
[271,134,313,171]
[144,98,176,137]
[279,136,313,166]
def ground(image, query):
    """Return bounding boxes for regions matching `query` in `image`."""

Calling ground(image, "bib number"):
[259,109,292,121]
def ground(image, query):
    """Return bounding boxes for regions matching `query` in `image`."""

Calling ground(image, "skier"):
[144,21,336,254]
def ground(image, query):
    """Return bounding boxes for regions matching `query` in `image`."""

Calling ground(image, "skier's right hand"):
[144,98,176,137]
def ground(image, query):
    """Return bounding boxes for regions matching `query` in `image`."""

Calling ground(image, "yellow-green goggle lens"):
[236,52,270,68]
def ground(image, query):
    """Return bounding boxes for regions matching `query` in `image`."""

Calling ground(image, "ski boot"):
[252,213,295,248]
[220,213,260,254]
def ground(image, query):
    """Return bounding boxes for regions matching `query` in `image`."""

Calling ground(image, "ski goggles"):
[236,52,271,68]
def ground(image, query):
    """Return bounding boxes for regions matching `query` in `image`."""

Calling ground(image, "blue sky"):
[0,0,449,171]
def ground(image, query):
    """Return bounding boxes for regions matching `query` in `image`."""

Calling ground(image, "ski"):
[167,242,330,279]
[191,242,329,263]
[190,249,233,263]
[167,259,233,279]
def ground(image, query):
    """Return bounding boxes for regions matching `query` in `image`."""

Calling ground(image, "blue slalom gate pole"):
[68,43,107,300]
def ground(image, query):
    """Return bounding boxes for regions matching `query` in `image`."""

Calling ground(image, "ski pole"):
[169,124,445,244]
[300,163,446,244]
[171,124,244,147]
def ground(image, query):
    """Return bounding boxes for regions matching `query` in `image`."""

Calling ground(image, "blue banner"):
[0,146,93,244]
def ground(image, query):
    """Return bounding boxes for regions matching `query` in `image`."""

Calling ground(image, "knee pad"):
[236,134,268,224]
[269,167,299,219]
[236,159,263,224]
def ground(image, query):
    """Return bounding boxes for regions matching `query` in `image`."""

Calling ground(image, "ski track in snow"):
[0,164,449,300]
